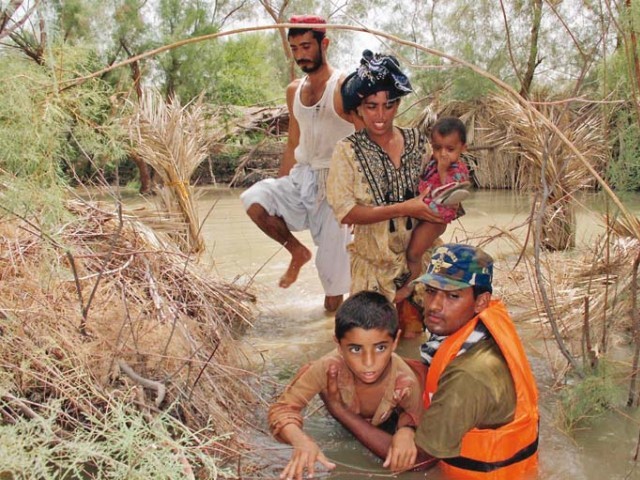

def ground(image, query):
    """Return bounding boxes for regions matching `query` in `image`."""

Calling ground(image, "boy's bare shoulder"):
[392,353,423,388]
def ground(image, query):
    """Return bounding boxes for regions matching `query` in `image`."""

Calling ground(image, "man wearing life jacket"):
[321,243,539,479]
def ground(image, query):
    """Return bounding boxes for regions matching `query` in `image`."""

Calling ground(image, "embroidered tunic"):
[327,127,427,300]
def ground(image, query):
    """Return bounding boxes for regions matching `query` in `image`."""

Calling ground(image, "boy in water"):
[395,116,470,304]
[268,291,423,480]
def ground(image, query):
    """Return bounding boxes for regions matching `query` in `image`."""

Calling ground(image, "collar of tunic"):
[347,128,426,207]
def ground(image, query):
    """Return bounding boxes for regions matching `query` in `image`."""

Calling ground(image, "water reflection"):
[145,187,640,479]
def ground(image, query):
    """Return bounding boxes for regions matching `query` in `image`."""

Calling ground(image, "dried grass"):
[485,93,607,193]
[499,234,639,362]
[0,198,260,476]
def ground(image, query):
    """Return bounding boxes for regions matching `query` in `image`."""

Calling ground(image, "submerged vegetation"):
[558,364,621,433]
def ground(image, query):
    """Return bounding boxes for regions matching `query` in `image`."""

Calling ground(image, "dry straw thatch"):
[484,93,607,251]
[0,198,259,476]
[488,94,605,189]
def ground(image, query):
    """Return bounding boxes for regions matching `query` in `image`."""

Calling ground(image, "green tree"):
[0,46,128,227]
[361,1,610,103]
[599,0,640,190]
[211,33,282,105]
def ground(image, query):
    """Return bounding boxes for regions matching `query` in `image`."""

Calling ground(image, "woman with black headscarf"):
[327,50,444,338]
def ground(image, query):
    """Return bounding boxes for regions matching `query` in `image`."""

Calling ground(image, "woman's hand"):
[394,284,413,303]
[402,189,445,223]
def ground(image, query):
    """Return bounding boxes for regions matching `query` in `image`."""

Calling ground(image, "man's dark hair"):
[432,116,467,144]
[287,28,325,44]
[473,285,493,297]
[335,291,399,340]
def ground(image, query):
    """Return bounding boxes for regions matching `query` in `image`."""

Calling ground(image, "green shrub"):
[0,175,71,233]
[0,398,233,479]
[0,47,129,189]
[558,365,620,432]
[607,114,640,191]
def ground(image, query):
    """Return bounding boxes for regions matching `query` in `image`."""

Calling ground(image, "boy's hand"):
[280,435,336,480]
[320,364,347,416]
[383,426,417,472]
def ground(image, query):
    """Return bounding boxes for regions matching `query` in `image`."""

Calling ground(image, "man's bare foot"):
[324,295,343,312]
[279,244,312,288]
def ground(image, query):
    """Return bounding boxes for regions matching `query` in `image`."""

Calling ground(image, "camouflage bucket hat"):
[415,244,493,292]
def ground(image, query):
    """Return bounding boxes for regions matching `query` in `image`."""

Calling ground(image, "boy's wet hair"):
[432,116,467,144]
[335,291,399,340]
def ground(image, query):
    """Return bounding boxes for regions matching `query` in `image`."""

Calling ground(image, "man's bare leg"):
[246,203,312,288]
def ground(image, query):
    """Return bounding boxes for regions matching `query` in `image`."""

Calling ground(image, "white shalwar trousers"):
[240,164,351,296]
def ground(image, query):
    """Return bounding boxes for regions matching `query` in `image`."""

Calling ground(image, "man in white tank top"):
[240,15,359,311]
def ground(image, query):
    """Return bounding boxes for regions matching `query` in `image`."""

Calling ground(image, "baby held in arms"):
[395,116,471,304]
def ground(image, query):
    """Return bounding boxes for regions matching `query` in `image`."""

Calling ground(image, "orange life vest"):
[424,300,539,479]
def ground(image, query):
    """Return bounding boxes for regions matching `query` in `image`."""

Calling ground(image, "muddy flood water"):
[145,187,640,479]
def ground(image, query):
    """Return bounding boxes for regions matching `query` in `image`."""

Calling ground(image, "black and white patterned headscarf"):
[341,50,413,112]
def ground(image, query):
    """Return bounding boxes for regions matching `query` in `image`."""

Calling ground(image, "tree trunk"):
[520,0,543,98]
[121,40,152,194]
[164,51,180,102]
[130,152,152,195]
[627,0,640,91]
[258,0,294,81]
[541,195,576,251]
[624,0,640,128]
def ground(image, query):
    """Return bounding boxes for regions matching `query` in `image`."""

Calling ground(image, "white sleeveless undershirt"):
[292,70,354,171]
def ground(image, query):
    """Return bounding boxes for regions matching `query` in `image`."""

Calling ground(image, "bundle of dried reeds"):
[129,91,223,254]
[487,93,606,190]
[483,93,608,250]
